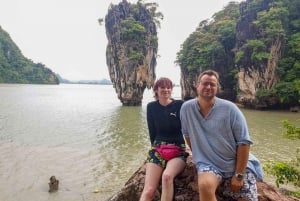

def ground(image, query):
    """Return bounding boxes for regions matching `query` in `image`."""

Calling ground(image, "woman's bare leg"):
[161,158,186,201]
[140,163,163,201]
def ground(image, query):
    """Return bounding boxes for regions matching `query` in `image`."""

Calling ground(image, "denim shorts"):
[197,166,258,201]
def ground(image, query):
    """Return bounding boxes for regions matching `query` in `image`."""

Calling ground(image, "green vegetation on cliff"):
[176,0,300,108]
[0,26,59,84]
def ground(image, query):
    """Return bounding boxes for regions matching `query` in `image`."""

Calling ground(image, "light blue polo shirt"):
[180,98,263,180]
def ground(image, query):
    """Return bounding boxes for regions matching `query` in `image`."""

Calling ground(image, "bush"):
[263,120,300,197]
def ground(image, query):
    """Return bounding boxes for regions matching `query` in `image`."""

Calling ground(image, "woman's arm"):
[146,103,156,145]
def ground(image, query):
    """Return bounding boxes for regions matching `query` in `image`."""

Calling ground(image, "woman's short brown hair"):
[153,77,173,90]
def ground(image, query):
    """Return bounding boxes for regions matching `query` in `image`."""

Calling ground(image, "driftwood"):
[107,156,300,201]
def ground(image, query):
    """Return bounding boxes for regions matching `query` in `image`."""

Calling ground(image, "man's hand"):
[230,176,243,192]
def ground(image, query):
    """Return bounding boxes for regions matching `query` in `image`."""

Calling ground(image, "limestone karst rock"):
[106,156,300,201]
[105,0,158,106]
[235,0,281,108]
[178,0,297,109]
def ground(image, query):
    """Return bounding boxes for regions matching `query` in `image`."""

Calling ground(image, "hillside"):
[0,26,58,84]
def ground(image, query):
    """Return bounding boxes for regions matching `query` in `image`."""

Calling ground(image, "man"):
[180,70,263,201]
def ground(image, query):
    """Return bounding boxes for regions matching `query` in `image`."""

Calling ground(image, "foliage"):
[120,17,147,42]
[176,0,300,106]
[107,0,160,67]
[176,2,239,73]
[0,27,58,84]
[264,159,300,188]
[138,0,163,28]
[253,6,288,43]
[282,119,300,139]
[295,80,300,99]
[271,1,300,106]
[256,88,276,99]
[264,120,300,197]
[235,39,269,64]
[274,81,300,105]
[128,49,144,63]
[176,2,239,92]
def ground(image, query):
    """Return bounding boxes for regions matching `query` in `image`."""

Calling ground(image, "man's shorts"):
[198,166,258,201]
[146,141,189,168]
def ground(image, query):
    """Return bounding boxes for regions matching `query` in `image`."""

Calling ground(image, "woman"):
[140,77,188,201]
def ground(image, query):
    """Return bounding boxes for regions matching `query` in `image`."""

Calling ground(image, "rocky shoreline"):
[107,155,300,201]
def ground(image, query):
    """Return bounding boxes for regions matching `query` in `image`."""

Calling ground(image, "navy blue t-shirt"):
[146,99,184,145]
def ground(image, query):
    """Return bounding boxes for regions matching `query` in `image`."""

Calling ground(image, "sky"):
[0,0,242,84]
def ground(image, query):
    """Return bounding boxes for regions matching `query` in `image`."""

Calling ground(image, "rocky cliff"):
[177,0,300,109]
[235,0,282,108]
[106,155,299,201]
[105,0,158,106]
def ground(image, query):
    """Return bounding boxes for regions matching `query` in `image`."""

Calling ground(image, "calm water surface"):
[0,84,299,201]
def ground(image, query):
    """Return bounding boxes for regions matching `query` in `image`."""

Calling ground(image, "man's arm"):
[230,144,250,192]
[235,144,250,174]
[184,136,192,151]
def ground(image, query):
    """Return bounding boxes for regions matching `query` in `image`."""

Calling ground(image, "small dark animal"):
[48,176,59,192]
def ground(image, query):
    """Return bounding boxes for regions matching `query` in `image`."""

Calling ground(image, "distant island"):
[56,74,112,85]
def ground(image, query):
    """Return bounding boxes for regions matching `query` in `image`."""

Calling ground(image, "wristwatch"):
[234,173,244,181]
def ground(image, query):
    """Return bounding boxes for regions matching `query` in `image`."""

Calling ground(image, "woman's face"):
[156,85,172,99]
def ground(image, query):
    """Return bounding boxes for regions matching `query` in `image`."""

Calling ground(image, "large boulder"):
[107,156,300,201]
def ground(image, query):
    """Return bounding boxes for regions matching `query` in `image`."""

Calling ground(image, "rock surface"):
[105,0,157,106]
[107,156,300,201]
[235,0,281,108]
[179,0,293,109]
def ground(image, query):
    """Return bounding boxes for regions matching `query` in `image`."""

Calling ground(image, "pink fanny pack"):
[154,144,181,161]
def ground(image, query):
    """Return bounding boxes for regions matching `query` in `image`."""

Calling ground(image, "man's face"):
[197,74,218,100]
